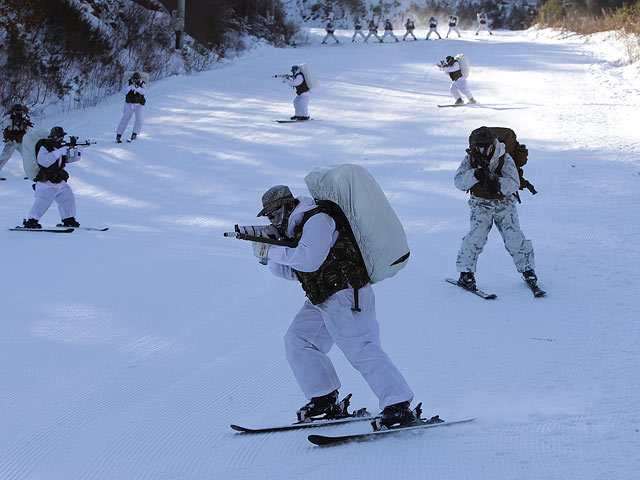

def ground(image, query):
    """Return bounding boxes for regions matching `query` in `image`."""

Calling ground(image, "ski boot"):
[116,134,122,143]
[467,98,477,104]
[22,218,42,229]
[296,389,339,422]
[129,133,137,141]
[297,116,310,121]
[371,401,417,431]
[290,116,299,121]
[458,271,476,290]
[454,97,464,105]
[61,217,80,228]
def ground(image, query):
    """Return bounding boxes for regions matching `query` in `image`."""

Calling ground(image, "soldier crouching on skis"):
[251,185,418,430]
[22,126,83,229]
[454,127,539,290]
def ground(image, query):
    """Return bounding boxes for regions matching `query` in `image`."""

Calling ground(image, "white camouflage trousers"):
[352,30,366,41]
[27,181,76,221]
[456,196,535,274]
[293,92,310,117]
[450,77,474,102]
[284,285,414,410]
[447,26,461,37]
[0,140,24,175]
[116,102,144,136]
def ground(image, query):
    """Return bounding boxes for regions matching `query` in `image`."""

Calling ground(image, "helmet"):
[132,71,142,80]
[445,55,455,65]
[9,104,28,114]
[49,126,67,139]
[291,65,299,74]
[257,185,296,217]
[471,126,496,158]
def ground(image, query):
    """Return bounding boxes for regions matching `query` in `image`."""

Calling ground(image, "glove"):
[485,176,501,195]
[253,241,271,260]
[473,168,487,183]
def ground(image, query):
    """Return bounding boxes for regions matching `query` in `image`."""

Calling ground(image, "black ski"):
[524,278,546,298]
[231,393,370,433]
[57,224,109,231]
[231,413,372,434]
[10,226,74,233]
[308,417,477,446]
[274,119,314,123]
[445,277,497,299]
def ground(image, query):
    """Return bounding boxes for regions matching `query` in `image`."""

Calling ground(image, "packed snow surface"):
[1,27,639,479]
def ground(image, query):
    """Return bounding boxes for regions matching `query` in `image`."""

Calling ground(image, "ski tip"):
[307,434,339,446]
[230,424,249,432]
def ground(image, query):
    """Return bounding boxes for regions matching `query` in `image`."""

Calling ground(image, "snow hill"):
[1,27,639,479]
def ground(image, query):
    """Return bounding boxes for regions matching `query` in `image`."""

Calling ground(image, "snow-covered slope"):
[0,27,638,479]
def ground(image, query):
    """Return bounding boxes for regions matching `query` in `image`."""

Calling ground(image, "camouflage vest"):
[291,201,370,308]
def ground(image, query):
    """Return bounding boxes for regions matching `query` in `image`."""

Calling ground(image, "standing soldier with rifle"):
[229,185,418,429]
[1,104,33,180]
[116,71,146,143]
[453,126,539,292]
[21,127,92,229]
[274,66,311,121]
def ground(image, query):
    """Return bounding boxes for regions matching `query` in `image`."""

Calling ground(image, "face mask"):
[475,142,494,158]
[267,205,287,230]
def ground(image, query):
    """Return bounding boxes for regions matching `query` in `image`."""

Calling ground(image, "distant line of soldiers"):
[323,13,493,44]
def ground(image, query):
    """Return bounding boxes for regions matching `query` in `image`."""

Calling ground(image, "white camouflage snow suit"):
[454,140,535,274]
[265,196,414,409]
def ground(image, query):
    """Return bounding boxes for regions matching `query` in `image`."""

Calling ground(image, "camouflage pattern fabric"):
[456,196,535,273]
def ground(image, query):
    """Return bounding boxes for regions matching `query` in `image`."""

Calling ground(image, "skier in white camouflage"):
[1,104,33,180]
[251,185,418,430]
[116,71,146,143]
[286,65,310,121]
[438,55,475,105]
[454,127,538,289]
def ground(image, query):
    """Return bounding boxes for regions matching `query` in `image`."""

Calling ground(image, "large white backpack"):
[304,164,410,284]
[298,63,319,89]
[455,54,470,78]
[21,128,50,180]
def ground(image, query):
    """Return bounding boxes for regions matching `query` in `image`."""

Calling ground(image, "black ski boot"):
[371,401,417,431]
[458,271,476,290]
[297,389,339,422]
[290,116,299,120]
[61,217,80,227]
[130,133,137,141]
[523,269,537,285]
[23,218,42,229]
[116,134,122,143]
[297,116,310,121]
[454,97,464,105]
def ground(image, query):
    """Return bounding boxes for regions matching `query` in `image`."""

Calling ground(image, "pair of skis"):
[445,277,546,299]
[231,395,475,446]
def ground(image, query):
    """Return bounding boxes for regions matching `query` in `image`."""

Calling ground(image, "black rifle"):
[61,136,97,148]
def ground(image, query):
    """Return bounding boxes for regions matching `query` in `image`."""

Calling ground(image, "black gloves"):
[474,168,487,183]
[474,168,500,194]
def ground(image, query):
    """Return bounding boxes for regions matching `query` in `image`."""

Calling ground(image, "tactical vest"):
[294,73,310,95]
[469,153,506,200]
[34,139,69,183]
[125,82,146,105]
[449,65,463,81]
[291,201,370,309]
